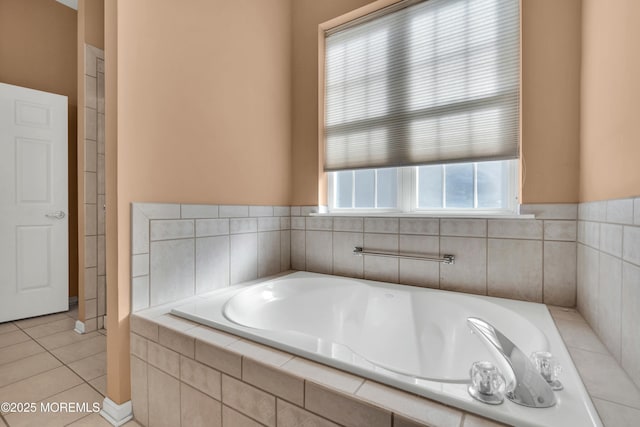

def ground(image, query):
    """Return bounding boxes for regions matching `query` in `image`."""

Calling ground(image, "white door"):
[0,82,68,322]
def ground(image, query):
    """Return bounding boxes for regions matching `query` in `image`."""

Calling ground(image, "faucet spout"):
[467,317,556,408]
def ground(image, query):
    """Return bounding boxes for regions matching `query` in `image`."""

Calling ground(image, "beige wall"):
[0,0,79,297]
[84,0,104,50]
[116,0,292,206]
[521,0,581,203]
[291,0,376,205]
[105,0,126,404]
[580,0,640,202]
[106,0,293,404]
[291,0,583,205]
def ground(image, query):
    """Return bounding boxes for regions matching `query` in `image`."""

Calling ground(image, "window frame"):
[327,161,519,215]
[327,168,404,215]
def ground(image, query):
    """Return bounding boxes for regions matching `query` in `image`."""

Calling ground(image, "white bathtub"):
[172,271,602,427]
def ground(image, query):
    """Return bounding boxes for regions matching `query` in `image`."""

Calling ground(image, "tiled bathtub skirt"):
[131,203,292,312]
[129,313,504,427]
[576,197,640,390]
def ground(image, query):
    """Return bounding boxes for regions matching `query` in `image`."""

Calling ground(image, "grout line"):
[7,315,108,406]
[274,397,284,424]
[11,313,74,332]
[0,363,63,397]
[485,230,489,296]
[34,331,102,352]
[541,231,545,304]
[353,379,366,395]
[140,356,150,427]
[66,413,97,427]
[591,396,640,412]
[52,345,106,367]
[619,225,625,363]
[567,345,613,359]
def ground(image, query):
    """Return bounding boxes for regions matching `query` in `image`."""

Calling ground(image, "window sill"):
[311,211,535,219]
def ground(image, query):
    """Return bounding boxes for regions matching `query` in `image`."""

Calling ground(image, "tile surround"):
[196,236,230,293]
[132,203,581,312]
[82,44,106,331]
[577,196,640,391]
[286,204,577,305]
[130,312,506,427]
[131,203,292,311]
[129,204,628,421]
[126,192,640,427]
[487,239,543,301]
[129,303,640,427]
[149,239,195,306]
[133,202,640,419]
[128,300,640,427]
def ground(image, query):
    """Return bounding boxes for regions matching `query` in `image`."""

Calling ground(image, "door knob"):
[45,211,66,219]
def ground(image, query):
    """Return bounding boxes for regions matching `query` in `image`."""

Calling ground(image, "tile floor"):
[0,307,140,427]
[0,305,638,426]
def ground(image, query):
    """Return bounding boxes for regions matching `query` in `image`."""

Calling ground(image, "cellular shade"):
[323,0,520,171]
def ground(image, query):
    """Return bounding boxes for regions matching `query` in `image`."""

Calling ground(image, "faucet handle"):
[530,351,563,391]
[467,317,557,408]
[468,361,506,405]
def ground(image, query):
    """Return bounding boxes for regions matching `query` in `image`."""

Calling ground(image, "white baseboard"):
[100,398,133,427]
[74,320,85,334]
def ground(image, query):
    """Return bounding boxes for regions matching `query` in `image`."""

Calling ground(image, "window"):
[321,0,520,213]
[332,168,400,210]
[328,160,517,213]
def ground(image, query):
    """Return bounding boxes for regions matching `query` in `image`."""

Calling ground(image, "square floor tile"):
[13,312,71,329]
[0,366,82,411]
[36,330,101,351]
[67,413,143,426]
[4,383,102,427]
[66,413,112,426]
[0,330,31,350]
[89,374,107,396]
[22,318,76,339]
[0,341,45,366]
[0,323,19,335]
[51,335,106,364]
[0,352,61,388]
[68,352,107,382]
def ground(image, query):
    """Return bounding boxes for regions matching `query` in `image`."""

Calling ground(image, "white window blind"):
[323,0,520,171]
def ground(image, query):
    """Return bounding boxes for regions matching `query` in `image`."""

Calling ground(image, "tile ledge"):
[311,212,535,219]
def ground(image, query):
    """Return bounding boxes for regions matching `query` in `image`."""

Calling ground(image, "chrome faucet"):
[467,317,557,408]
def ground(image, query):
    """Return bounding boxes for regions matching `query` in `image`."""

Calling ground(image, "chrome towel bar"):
[353,246,455,264]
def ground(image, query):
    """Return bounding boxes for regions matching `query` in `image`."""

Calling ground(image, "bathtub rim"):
[218,273,551,383]
[164,271,602,427]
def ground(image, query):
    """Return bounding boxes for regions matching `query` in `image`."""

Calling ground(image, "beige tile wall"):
[131,203,578,314]
[129,313,505,427]
[291,204,578,307]
[131,203,292,312]
[84,44,106,332]
[577,197,640,390]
